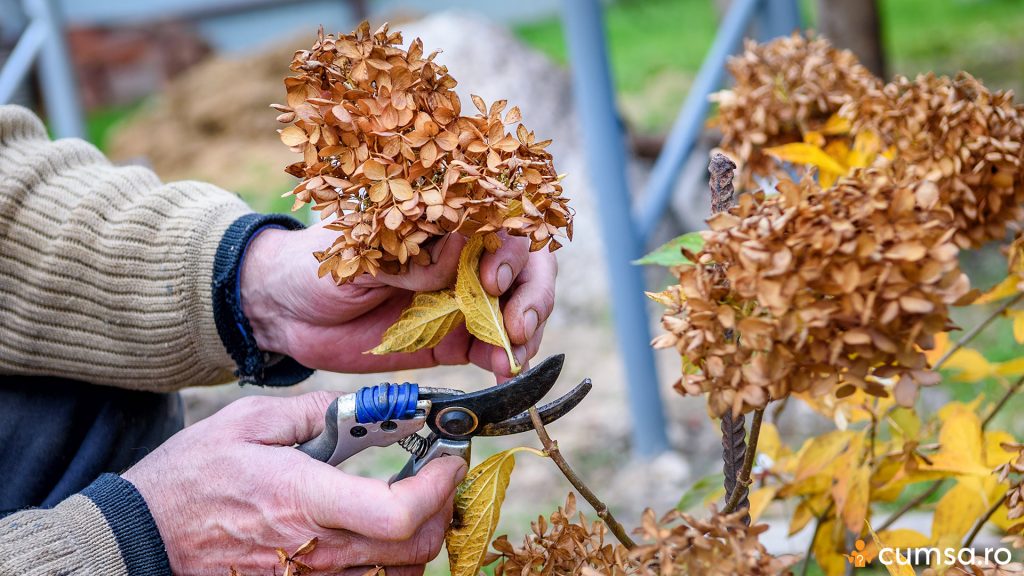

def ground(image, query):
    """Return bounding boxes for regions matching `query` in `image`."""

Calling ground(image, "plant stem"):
[528,407,637,549]
[964,492,1008,548]
[933,292,1024,370]
[877,373,1024,532]
[983,373,1024,429]
[723,408,765,521]
[800,502,834,576]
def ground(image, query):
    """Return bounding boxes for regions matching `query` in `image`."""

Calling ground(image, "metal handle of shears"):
[296,384,467,481]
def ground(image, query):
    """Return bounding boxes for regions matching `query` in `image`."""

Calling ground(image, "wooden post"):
[816,0,886,78]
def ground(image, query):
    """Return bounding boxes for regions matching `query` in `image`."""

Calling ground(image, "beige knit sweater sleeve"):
[0,104,253,391]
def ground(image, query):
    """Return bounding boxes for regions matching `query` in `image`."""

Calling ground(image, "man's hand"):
[240,224,556,379]
[123,391,466,576]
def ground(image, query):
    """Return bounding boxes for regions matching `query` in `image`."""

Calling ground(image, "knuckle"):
[228,395,270,416]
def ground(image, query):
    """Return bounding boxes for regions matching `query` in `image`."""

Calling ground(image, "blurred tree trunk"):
[816,0,886,78]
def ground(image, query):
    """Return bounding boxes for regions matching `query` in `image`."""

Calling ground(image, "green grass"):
[514,0,1024,131]
[85,101,142,152]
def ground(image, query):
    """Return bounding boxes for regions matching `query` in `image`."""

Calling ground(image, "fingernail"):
[513,345,528,368]
[453,461,468,483]
[497,263,513,293]
[523,309,539,339]
[430,239,445,264]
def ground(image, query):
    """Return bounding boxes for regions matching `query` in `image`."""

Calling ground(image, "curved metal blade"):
[478,378,592,436]
[425,354,565,437]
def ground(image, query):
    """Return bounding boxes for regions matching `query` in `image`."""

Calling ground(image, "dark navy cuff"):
[82,474,171,576]
[212,213,314,386]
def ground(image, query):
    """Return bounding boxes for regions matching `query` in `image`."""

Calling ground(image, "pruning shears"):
[297,354,591,481]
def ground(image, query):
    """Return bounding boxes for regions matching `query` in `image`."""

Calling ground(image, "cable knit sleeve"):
[0,104,302,391]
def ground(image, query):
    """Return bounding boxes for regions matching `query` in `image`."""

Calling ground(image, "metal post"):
[0,18,45,103]
[561,0,669,456]
[26,0,84,139]
[636,0,761,243]
[756,0,801,41]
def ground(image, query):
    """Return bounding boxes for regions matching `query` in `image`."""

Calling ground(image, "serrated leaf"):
[634,232,705,266]
[764,142,847,175]
[455,236,519,374]
[676,472,725,511]
[446,447,543,576]
[368,290,464,354]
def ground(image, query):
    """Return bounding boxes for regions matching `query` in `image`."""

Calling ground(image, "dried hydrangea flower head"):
[655,171,967,416]
[711,33,881,189]
[658,35,1024,417]
[274,22,573,283]
[852,72,1024,248]
[492,494,793,575]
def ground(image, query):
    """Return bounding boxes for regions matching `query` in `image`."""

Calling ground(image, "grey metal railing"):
[561,0,800,456]
[0,0,84,138]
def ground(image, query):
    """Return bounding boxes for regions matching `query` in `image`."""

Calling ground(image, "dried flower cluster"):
[997,442,1024,549]
[711,33,880,189]
[655,170,969,415]
[273,22,572,283]
[657,35,1024,416]
[490,494,792,575]
[852,72,1024,248]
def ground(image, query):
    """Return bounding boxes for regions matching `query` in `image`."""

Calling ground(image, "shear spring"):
[398,434,430,458]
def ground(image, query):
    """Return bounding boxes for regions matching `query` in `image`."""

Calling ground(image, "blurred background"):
[3,0,1024,570]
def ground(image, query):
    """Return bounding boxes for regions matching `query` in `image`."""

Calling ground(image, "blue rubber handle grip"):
[355,383,419,423]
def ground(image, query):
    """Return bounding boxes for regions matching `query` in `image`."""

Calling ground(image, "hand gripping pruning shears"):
[297,354,591,481]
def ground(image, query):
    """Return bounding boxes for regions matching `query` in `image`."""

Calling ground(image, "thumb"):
[368,234,467,292]
[218,391,339,446]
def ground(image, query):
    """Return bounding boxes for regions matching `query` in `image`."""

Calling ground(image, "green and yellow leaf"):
[368,290,463,354]
[446,447,543,576]
[974,274,1021,304]
[454,236,519,374]
[634,232,705,267]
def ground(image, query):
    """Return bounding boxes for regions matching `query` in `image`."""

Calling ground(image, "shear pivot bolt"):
[436,407,478,436]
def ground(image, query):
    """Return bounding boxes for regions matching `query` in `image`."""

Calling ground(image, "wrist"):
[240,226,292,356]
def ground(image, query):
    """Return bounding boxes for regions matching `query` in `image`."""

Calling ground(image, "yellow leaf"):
[867,522,917,576]
[861,528,930,563]
[803,130,826,147]
[764,142,847,175]
[454,236,519,374]
[996,356,1024,377]
[830,434,870,533]
[789,499,814,535]
[923,407,990,476]
[795,430,854,482]
[368,290,464,354]
[974,275,1021,304]
[985,430,1017,469]
[848,130,882,169]
[813,518,850,576]
[446,447,543,576]
[1009,309,1024,344]
[644,289,677,307]
[757,422,789,462]
[748,486,778,524]
[931,477,987,548]
[942,347,997,382]
[925,332,949,367]
[822,113,852,135]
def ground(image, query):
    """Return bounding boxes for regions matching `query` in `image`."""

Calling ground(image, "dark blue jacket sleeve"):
[212,213,315,386]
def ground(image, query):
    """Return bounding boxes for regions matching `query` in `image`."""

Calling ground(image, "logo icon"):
[844,539,867,568]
